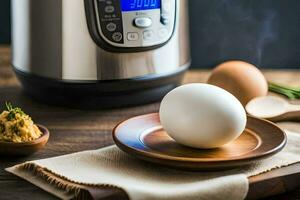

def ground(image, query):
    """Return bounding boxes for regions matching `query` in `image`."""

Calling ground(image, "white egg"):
[159,83,247,149]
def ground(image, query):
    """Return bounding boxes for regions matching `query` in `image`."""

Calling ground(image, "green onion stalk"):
[268,82,300,99]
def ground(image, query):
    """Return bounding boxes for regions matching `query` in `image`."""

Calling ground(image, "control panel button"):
[134,17,152,28]
[143,30,154,40]
[105,5,115,13]
[112,32,123,42]
[161,0,172,25]
[127,32,139,41]
[106,22,117,32]
[162,0,172,12]
[161,17,169,25]
[158,28,168,38]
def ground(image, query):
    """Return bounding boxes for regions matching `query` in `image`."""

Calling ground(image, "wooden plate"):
[0,125,50,156]
[113,113,287,170]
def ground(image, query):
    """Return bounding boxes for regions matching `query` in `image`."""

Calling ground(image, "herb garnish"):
[10,124,19,135]
[5,102,25,121]
[269,82,300,99]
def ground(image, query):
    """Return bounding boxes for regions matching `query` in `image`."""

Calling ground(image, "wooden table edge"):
[247,162,300,199]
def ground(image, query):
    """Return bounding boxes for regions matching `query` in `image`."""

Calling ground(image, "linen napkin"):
[6,130,300,200]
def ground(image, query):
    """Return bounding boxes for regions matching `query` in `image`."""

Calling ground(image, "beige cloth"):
[6,129,300,200]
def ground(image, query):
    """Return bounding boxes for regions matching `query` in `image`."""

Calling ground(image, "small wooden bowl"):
[0,125,50,156]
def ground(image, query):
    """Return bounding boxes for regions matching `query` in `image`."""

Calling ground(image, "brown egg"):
[207,61,268,106]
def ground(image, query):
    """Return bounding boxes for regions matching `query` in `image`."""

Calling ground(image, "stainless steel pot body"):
[12,0,190,81]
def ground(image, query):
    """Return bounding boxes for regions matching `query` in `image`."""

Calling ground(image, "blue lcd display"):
[121,0,161,11]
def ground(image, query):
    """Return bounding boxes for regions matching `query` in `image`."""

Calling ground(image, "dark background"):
[1,0,300,68]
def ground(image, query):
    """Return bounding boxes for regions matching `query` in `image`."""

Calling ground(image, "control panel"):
[94,0,176,48]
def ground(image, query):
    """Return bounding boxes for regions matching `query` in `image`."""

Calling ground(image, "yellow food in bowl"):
[0,103,42,143]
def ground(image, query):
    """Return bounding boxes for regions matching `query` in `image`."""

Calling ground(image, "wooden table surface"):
[0,46,300,200]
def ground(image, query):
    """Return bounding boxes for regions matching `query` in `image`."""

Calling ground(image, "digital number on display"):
[121,0,161,11]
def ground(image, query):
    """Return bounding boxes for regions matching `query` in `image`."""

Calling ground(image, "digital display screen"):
[121,0,161,11]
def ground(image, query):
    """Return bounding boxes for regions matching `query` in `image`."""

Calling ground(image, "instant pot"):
[12,0,190,108]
